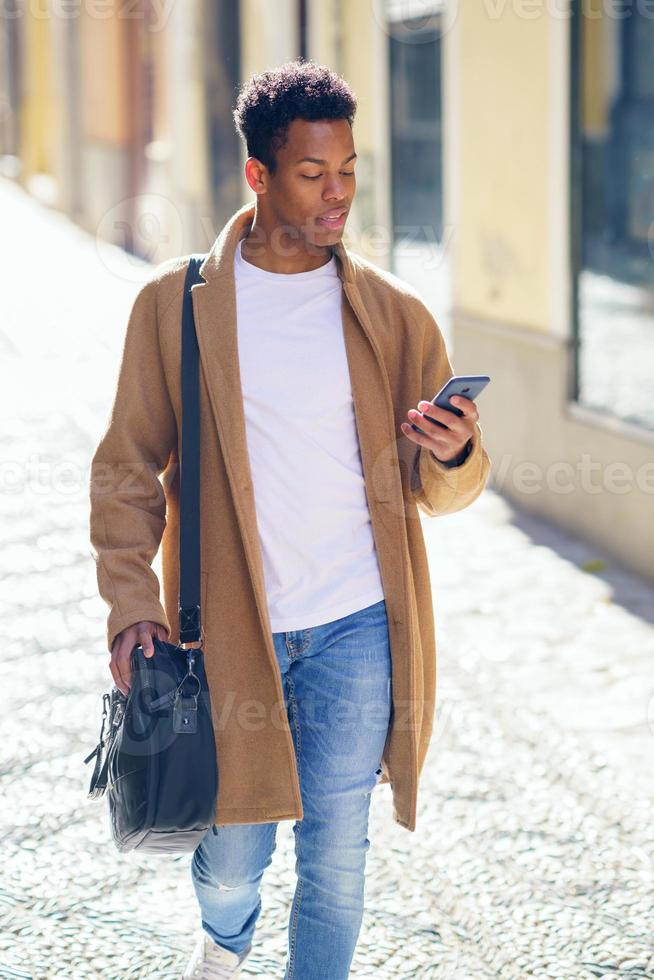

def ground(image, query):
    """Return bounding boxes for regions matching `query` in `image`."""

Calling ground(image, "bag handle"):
[178,255,207,645]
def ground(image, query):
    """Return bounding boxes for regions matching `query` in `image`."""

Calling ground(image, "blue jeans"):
[190,597,392,979]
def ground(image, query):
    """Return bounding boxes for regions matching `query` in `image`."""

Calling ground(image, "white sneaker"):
[181,930,252,979]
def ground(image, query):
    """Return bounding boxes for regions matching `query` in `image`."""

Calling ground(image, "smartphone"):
[410,374,490,433]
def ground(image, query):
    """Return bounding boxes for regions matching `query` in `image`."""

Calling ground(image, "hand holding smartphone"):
[410,375,490,435]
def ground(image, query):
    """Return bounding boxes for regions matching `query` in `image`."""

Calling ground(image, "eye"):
[301,171,355,180]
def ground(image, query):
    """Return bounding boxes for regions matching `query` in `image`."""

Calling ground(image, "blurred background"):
[1,2,653,978]
[1,0,653,580]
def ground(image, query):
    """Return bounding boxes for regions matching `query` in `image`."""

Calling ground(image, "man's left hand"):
[400,395,479,463]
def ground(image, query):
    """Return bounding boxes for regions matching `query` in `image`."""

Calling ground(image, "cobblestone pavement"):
[1,179,653,979]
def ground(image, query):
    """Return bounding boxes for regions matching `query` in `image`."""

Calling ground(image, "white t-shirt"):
[233,237,385,632]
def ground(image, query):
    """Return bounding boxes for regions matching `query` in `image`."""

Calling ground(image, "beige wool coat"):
[89,200,491,833]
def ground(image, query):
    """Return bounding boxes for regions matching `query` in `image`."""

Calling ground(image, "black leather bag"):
[84,255,218,853]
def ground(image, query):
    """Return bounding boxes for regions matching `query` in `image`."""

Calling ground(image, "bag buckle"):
[179,604,203,647]
[172,648,202,734]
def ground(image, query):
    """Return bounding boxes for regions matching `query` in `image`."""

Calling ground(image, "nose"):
[323,173,349,202]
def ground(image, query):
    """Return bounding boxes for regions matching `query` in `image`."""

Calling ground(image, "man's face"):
[253,118,357,252]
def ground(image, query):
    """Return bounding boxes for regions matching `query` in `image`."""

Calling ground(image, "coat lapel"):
[190,201,404,640]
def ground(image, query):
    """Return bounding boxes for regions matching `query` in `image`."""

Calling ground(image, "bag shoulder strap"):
[179,255,206,644]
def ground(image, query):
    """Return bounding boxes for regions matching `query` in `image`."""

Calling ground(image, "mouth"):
[316,209,348,230]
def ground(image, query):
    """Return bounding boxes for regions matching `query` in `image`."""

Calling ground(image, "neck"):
[240,216,333,275]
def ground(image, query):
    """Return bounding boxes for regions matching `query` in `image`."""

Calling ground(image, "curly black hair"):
[233,58,357,175]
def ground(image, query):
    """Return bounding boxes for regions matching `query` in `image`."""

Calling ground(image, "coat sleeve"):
[409,303,491,518]
[89,277,177,652]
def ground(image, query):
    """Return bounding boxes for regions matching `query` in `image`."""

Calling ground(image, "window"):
[571,2,654,433]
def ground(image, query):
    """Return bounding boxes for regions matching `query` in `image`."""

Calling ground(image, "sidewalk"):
[1,178,652,979]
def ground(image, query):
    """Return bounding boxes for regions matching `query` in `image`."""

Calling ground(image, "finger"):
[448,395,479,422]
[113,635,134,694]
[415,402,468,433]
[138,625,156,659]
[109,657,127,696]
[400,421,452,455]
[410,408,466,443]
[420,410,477,448]
[110,638,130,696]
[153,623,169,643]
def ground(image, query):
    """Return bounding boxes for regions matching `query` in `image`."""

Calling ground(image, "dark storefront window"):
[571,3,654,432]
[389,14,443,246]
[203,0,242,224]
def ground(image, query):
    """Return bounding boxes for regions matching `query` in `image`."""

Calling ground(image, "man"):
[89,59,490,979]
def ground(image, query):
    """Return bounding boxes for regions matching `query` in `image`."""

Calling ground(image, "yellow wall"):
[582,1,612,137]
[81,9,130,145]
[21,0,57,178]
[240,0,298,87]
[341,2,375,154]
[306,0,341,68]
[454,3,552,332]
